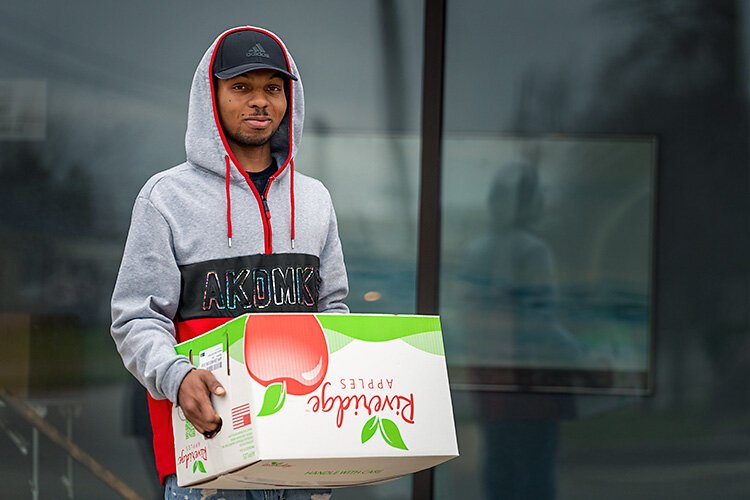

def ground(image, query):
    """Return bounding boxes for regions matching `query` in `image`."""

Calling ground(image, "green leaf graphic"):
[197,461,206,473]
[258,382,287,416]
[361,416,379,444]
[379,418,408,450]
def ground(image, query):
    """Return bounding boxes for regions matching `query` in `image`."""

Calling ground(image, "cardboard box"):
[172,313,458,489]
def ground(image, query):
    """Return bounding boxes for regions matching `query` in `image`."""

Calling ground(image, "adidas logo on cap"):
[213,29,297,81]
[246,43,270,59]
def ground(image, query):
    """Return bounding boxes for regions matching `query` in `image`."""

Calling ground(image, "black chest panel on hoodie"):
[177,253,321,320]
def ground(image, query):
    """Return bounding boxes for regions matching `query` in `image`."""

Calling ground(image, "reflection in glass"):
[439,136,653,500]
[460,159,583,368]
[441,136,654,392]
[436,0,750,499]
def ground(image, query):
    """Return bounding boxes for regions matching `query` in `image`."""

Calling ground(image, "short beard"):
[226,126,277,148]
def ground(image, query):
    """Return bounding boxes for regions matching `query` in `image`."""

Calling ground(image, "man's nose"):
[246,90,268,108]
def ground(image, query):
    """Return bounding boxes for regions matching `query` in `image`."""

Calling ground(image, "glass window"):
[436,2,750,500]
[439,0,655,395]
[436,1,657,499]
[0,1,422,498]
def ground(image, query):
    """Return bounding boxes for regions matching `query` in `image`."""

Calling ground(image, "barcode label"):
[199,344,223,372]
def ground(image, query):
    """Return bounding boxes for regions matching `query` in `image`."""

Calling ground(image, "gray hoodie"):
[111,26,349,414]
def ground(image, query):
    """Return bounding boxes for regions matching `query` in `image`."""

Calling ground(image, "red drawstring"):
[225,155,233,247]
[290,159,296,249]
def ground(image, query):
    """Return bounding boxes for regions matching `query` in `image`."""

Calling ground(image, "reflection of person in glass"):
[463,161,580,499]
[464,161,581,366]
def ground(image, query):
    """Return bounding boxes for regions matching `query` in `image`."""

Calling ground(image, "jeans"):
[164,475,332,500]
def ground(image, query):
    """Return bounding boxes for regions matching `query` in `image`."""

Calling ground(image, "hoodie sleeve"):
[317,197,350,314]
[110,195,194,403]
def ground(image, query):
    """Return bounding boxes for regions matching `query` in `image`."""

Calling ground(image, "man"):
[111,26,348,499]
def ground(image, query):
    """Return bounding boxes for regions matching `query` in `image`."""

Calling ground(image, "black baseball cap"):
[213,29,297,81]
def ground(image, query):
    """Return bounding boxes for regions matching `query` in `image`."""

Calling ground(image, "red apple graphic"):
[244,314,329,415]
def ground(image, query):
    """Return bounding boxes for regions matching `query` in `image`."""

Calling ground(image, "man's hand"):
[177,369,225,438]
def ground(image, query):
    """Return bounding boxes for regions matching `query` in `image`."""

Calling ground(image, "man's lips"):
[243,117,271,129]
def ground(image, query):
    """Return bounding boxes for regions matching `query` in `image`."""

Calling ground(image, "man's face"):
[216,69,288,150]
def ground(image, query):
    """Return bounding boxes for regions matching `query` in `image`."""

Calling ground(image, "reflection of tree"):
[378,0,416,239]
[0,140,103,323]
[588,0,750,410]
[596,0,738,98]
[0,144,93,234]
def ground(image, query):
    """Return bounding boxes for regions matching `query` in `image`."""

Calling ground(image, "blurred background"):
[0,0,749,498]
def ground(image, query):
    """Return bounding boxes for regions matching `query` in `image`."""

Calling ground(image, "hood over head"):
[185,26,304,183]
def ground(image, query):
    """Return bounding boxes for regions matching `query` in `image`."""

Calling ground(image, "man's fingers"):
[197,412,222,438]
[178,369,224,435]
[203,417,223,439]
[198,370,226,396]
[184,395,215,433]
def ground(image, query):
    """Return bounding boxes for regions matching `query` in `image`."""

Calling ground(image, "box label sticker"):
[199,344,223,372]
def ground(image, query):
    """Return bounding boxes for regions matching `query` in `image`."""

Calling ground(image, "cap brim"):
[214,63,298,81]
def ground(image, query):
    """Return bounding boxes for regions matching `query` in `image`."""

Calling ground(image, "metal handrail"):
[0,388,143,500]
